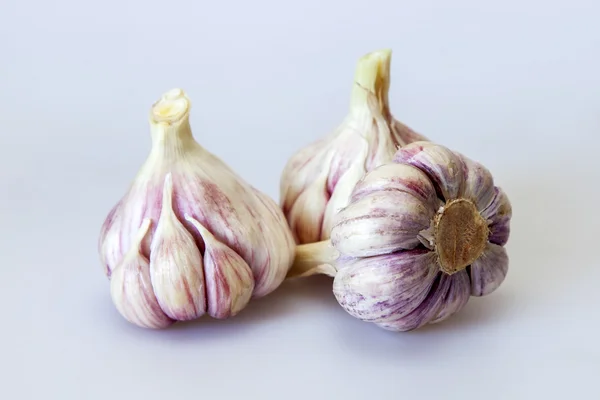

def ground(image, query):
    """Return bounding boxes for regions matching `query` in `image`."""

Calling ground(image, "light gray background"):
[1,0,599,399]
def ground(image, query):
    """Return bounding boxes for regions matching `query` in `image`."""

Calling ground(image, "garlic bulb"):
[99,88,296,328]
[280,49,427,244]
[288,141,512,331]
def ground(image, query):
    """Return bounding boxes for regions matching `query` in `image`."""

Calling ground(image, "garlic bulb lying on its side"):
[98,89,296,329]
[289,142,512,331]
[280,49,427,244]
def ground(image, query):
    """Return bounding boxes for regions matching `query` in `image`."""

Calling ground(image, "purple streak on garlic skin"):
[349,163,440,210]
[376,271,471,331]
[393,141,466,201]
[332,249,439,323]
[149,174,206,321]
[331,191,434,258]
[430,271,471,323]
[99,181,165,277]
[460,155,496,211]
[109,219,173,329]
[470,243,509,296]
[186,215,254,319]
[481,188,512,246]
[489,220,511,247]
[328,141,512,331]
[99,201,122,278]
[375,274,450,331]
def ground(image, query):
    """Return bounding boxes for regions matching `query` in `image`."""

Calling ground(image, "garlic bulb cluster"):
[98,89,296,329]
[289,141,512,331]
[280,49,427,244]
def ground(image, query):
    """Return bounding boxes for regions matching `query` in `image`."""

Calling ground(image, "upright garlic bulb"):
[280,49,427,244]
[99,89,296,329]
[289,142,512,331]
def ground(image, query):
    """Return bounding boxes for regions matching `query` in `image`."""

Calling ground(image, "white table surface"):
[1,1,599,399]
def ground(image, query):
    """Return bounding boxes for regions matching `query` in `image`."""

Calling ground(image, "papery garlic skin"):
[99,88,296,328]
[329,141,512,331]
[280,49,427,244]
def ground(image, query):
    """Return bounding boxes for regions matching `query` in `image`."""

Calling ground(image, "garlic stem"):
[149,88,197,158]
[286,240,340,279]
[349,49,392,115]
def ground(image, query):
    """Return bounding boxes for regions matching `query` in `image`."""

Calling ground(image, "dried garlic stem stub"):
[288,142,512,331]
[99,88,296,329]
[280,49,427,245]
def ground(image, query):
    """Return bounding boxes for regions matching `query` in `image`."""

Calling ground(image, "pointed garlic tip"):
[150,88,191,124]
[350,48,392,112]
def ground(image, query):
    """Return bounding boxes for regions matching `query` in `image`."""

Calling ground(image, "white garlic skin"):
[280,49,427,244]
[99,89,296,328]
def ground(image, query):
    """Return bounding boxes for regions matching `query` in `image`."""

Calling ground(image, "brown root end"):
[434,198,489,275]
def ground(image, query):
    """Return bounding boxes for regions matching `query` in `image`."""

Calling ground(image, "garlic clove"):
[99,181,164,278]
[280,49,427,244]
[460,155,496,211]
[393,141,466,200]
[286,173,330,244]
[350,163,440,209]
[331,191,433,257]
[109,219,173,329]
[481,187,512,246]
[320,139,371,240]
[429,270,471,324]
[332,249,439,323]
[489,219,511,247]
[246,187,298,296]
[280,140,331,218]
[469,243,509,297]
[374,273,452,331]
[186,215,254,319]
[149,174,206,321]
[373,270,470,331]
